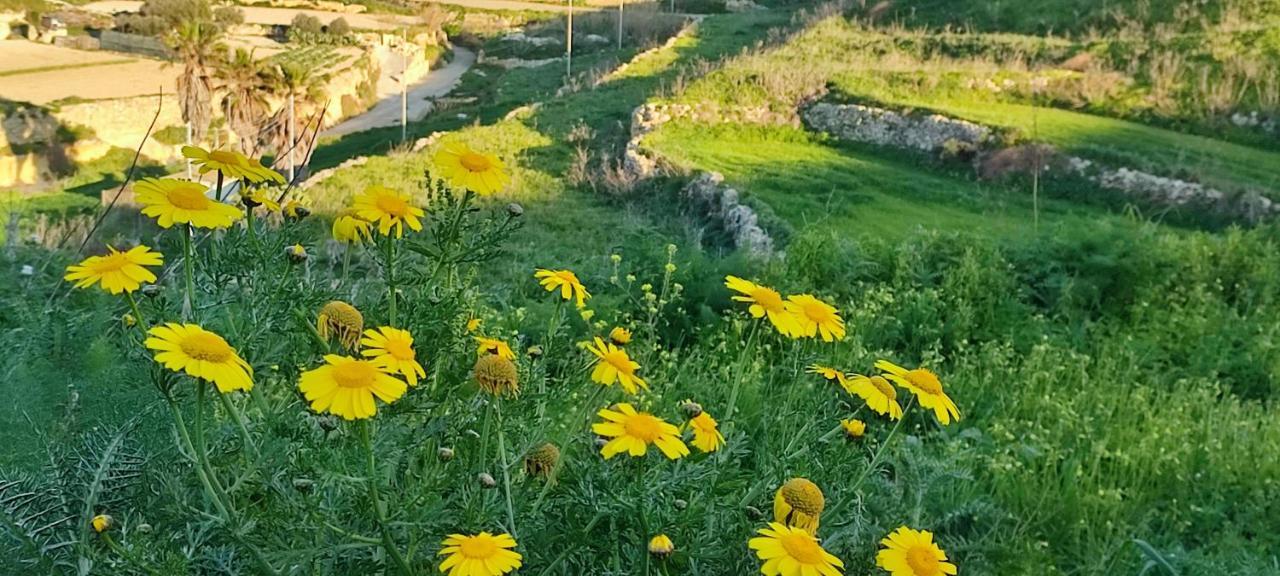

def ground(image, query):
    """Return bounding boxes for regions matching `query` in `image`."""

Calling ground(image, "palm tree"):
[216,47,271,156]
[263,60,327,180]
[167,20,224,144]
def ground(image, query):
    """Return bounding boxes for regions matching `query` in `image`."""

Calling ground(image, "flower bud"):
[438,447,455,462]
[477,472,497,489]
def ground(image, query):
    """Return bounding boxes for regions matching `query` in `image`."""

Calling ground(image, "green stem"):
[359,420,413,575]
[342,244,352,289]
[384,238,397,326]
[246,206,257,248]
[847,397,915,494]
[166,395,229,520]
[495,400,517,538]
[181,225,195,321]
[125,291,149,332]
[214,170,226,202]
[103,533,163,576]
[216,392,258,457]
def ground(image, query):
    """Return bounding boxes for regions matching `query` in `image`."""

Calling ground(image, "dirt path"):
[321,46,475,137]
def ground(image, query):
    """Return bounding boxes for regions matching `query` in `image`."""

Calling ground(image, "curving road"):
[321,46,475,137]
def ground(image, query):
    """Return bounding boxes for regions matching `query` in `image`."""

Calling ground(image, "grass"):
[829,79,1280,195]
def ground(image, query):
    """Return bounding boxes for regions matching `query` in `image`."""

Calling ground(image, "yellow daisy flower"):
[534,268,590,307]
[134,178,242,229]
[806,364,849,388]
[182,146,256,180]
[64,245,163,294]
[523,442,560,478]
[298,355,407,420]
[360,327,425,386]
[725,276,800,338]
[876,526,957,576]
[352,185,424,238]
[317,301,364,351]
[846,374,904,420]
[687,411,726,453]
[609,326,632,345]
[475,336,516,360]
[648,534,675,558]
[145,323,254,393]
[785,294,846,342]
[437,532,522,576]
[592,403,689,460]
[332,208,374,245]
[466,317,483,333]
[244,155,286,184]
[433,141,511,196]
[240,188,280,212]
[749,522,845,576]
[841,418,866,439]
[585,337,647,394]
[283,199,310,220]
[875,360,961,425]
[474,353,520,397]
[91,514,112,533]
[773,478,824,535]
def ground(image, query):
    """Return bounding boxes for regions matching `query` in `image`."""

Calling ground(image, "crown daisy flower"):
[474,336,515,360]
[360,327,425,386]
[332,208,373,244]
[299,355,407,420]
[437,532,522,576]
[64,245,163,294]
[687,411,726,453]
[806,364,849,388]
[773,478,824,535]
[784,294,845,342]
[585,337,647,394]
[352,185,424,238]
[841,418,866,440]
[648,534,675,559]
[523,442,560,478]
[749,522,845,576]
[846,373,904,420]
[283,199,310,220]
[317,301,364,351]
[609,326,632,345]
[724,276,800,338]
[466,316,483,333]
[240,188,280,212]
[134,178,242,229]
[91,514,113,533]
[182,146,256,180]
[433,141,510,196]
[534,268,590,307]
[876,526,957,576]
[474,354,519,397]
[145,323,254,393]
[875,360,960,425]
[593,403,689,460]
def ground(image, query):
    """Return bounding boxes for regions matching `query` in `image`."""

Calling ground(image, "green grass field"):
[2,3,1280,576]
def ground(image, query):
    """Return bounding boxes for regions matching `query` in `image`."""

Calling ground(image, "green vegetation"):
[2,3,1279,576]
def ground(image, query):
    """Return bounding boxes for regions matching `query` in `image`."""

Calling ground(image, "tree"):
[326,16,350,38]
[290,13,323,35]
[264,60,327,178]
[166,19,223,144]
[215,47,270,156]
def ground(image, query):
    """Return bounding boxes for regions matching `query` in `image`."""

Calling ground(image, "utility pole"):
[401,28,408,142]
[617,0,623,51]
[566,0,573,78]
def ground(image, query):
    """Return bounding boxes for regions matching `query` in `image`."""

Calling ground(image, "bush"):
[326,16,350,37]
[213,5,243,26]
[290,13,323,36]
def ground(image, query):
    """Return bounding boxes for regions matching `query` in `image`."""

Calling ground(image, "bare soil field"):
[0,41,177,105]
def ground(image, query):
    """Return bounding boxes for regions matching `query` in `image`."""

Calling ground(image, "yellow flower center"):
[167,187,211,210]
[384,337,414,361]
[320,301,363,331]
[907,370,944,395]
[801,301,833,322]
[780,479,824,516]
[869,376,897,400]
[375,192,411,217]
[208,150,241,166]
[458,536,497,559]
[778,532,825,565]
[459,152,492,172]
[623,413,663,442]
[180,332,233,363]
[603,350,633,372]
[752,288,784,311]
[332,360,378,389]
[89,251,131,273]
[906,545,941,576]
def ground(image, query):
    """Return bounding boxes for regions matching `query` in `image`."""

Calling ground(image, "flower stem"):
[214,170,226,202]
[166,394,230,520]
[358,420,412,575]
[216,392,257,457]
[181,225,195,321]
[495,400,518,538]
[125,291,148,332]
[384,238,397,326]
